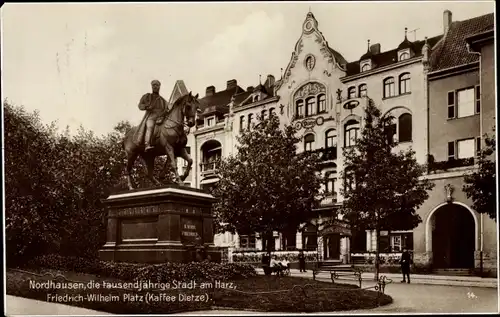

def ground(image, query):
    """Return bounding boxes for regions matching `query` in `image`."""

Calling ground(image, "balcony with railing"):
[310,147,337,164]
[427,155,475,173]
[200,160,221,177]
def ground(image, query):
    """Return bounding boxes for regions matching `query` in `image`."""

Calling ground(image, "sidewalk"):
[6,295,111,316]
[254,268,498,288]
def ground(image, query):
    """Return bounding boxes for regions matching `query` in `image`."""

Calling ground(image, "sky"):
[2,1,495,136]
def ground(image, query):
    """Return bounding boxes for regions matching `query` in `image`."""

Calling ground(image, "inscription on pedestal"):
[111,205,159,217]
[181,217,203,244]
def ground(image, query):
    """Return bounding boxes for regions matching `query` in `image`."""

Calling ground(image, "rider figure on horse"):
[138,80,169,152]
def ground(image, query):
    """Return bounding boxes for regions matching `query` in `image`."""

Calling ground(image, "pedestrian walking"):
[400,248,411,283]
[298,250,307,272]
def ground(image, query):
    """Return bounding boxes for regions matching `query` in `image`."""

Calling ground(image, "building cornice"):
[427,61,479,80]
[233,96,280,113]
[193,123,224,136]
[340,57,422,83]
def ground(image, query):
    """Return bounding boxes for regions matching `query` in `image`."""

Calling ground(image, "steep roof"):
[430,13,494,71]
[344,34,443,77]
[198,86,245,116]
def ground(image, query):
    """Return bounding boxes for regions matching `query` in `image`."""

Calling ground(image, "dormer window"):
[253,95,260,102]
[206,116,215,127]
[397,29,414,62]
[361,62,371,72]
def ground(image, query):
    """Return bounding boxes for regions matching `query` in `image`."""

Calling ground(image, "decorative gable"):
[276,12,347,90]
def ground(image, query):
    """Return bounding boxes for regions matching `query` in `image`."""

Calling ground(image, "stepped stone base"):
[99,185,221,264]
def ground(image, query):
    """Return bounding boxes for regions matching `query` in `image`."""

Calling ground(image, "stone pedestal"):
[99,185,221,263]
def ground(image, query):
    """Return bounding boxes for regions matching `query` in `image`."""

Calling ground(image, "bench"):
[313,264,363,288]
[263,264,290,276]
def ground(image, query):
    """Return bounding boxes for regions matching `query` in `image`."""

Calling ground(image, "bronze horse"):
[123,92,200,190]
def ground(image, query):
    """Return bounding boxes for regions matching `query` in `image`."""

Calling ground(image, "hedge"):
[25,254,257,282]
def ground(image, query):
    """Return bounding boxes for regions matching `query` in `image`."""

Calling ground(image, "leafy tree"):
[212,114,324,253]
[463,132,496,221]
[4,101,175,265]
[339,99,434,280]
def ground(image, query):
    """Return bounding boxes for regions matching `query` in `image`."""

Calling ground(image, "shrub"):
[232,250,317,263]
[26,254,256,282]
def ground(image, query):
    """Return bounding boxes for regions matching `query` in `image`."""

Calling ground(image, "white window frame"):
[304,134,315,151]
[360,60,371,72]
[457,87,475,118]
[206,116,215,127]
[390,235,402,252]
[457,138,475,159]
[398,49,410,61]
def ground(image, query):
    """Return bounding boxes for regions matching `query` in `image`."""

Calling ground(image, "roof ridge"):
[455,12,494,23]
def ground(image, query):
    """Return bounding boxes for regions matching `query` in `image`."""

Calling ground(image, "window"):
[239,234,256,249]
[475,85,481,113]
[302,224,318,251]
[390,235,402,252]
[253,95,260,102]
[399,52,409,61]
[398,113,412,142]
[448,141,455,160]
[385,123,397,144]
[304,134,315,151]
[344,120,360,147]
[270,108,276,117]
[325,129,337,148]
[348,87,356,99]
[359,84,367,97]
[248,113,254,129]
[261,110,267,121]
[262,233,275,251]
[457,88,475,118]
[361,63,370,72]
[325,172,337,196]
[447,91,455,119]
[296,100,304,118]
[383,77,395,98]
[306,97,316,116]
[305,56,315,71]
[399,73,411,94]
[457,138,475,159]
[239,115,246,132]
[318,94,326,113]
[206,117,215,127]
[282,231,296,250]
[476,137,482,156]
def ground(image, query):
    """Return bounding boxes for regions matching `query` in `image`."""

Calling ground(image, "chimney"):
[226,79,237,90]
[369,43,381,55]
[247,86,254,93]
[265,74,275,88]
[443,10,452,33]
[206,86,215,96]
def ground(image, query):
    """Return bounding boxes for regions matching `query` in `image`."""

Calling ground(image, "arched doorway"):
[431,203,476,268]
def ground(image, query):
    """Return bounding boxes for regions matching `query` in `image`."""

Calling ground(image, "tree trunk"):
[374,227,380,282]
[265,231,272,257]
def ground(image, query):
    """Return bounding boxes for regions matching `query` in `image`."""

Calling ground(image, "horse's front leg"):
[164,145,181,184]
[178,147,193,182]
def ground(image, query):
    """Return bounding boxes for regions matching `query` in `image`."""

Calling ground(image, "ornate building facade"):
[171,10,496,273]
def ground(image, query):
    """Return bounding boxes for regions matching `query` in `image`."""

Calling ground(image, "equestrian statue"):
[123,79,200,190]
